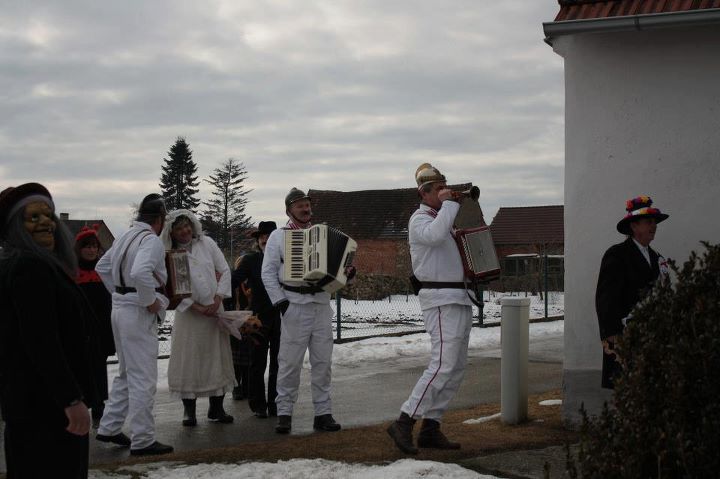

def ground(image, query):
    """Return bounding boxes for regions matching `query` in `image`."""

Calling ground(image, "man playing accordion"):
[261,187,355,434]
[387,163,475,454]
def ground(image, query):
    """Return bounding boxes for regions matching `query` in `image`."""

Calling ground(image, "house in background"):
[489,205,564,291]
[60,213,115,251]
[544,0,720,424]
[309,184,478,297]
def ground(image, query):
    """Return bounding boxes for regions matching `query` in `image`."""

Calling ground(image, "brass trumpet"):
[451,185,480,202]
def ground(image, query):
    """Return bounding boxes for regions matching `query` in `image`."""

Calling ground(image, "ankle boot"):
[387,412,418,454]
[208,395,234,423]
[182,399,197,427]
[417,418,461,449]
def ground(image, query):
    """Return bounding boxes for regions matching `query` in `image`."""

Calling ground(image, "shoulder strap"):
[118,230,154,288]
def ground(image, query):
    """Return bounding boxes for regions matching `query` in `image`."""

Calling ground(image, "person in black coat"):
[232,221,281,418]
[596,195,669,389]
[228,254,252,401]
[0,183,99,479]
[74,225,115,428]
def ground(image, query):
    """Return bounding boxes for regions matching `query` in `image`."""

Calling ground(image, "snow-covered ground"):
[157,292,564,355]
[144,320,564,391]
[90,458,497,479]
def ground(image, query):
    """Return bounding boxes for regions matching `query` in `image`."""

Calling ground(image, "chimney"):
[60,213,69,221]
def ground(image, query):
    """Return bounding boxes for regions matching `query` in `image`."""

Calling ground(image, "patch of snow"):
[463,412,501,425]
[538,399,562,406]
[89,458,500,479]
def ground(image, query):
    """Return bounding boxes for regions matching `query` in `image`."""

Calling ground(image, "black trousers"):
[248,309,281,414]
[4,419,89,479]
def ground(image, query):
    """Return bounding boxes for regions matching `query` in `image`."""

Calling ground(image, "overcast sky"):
[1,1,564,236]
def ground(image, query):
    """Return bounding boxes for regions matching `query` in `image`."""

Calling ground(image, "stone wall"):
[340,272,412,300]
[354,238,411,277]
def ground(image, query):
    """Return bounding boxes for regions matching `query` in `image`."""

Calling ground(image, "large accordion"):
[453,186,501,281]
[282,224,357,293]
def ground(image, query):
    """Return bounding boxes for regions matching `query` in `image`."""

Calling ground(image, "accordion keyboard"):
[286,230,306,281]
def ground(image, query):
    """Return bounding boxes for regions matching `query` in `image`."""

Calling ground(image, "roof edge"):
[543,8,720,45]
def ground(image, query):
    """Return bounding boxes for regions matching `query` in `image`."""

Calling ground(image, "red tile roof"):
[490,205,564,246]
[309,184,480,240]
[555,0,720,22]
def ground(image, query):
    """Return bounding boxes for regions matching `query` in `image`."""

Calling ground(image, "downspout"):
[543,8,720,45]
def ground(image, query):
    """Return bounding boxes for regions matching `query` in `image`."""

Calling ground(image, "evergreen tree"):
[159,137,200,211]
[202,158,253,251]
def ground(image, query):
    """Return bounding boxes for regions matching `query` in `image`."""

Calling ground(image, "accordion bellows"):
[453,191,501,281]
[282,224,357,293]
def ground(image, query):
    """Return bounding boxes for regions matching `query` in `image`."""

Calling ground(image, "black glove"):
[276,299,290,315]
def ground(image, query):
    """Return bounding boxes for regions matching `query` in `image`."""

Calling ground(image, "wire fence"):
[156,290,564,356]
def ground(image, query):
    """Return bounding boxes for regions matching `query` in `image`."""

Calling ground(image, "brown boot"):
[417,418,461,449]
[387,412,418,454]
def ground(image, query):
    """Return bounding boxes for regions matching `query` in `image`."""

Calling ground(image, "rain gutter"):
[543,8,720,45]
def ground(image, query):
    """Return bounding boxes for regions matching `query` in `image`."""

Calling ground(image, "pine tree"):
[202,158,253,251]
[159,137,200,211]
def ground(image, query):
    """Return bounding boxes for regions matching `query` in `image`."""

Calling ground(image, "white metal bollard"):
[500,297,530,424]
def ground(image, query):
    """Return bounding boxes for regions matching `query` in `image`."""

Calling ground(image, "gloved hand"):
[276,299,290,315]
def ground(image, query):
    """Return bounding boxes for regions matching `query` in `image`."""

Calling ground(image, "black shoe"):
[130,441,174,456]
[91,405,104,429]
[417,419,461,450]
[313,414,341,432]
[232,387,245,400]
[253,409,268,419]
[96,432,131,447]
[208,411,234,423]
[387,412,418,454]
[275,415,292,434]
[208,395,234,423]
[182,399,197,427]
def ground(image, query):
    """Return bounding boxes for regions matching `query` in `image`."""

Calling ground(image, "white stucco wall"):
[551,25,720,422]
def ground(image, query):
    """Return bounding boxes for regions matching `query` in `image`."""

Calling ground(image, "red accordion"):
[452,186,501,282]
[454,225,501,281]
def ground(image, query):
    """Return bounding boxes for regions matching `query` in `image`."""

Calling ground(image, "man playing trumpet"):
[387,163,475,454]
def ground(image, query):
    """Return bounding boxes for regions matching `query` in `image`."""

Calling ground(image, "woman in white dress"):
[161,209,236,426]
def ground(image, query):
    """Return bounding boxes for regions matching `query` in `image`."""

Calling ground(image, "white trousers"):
[401,303,473,421]
[275,302,334,416]
[98,303,159,449]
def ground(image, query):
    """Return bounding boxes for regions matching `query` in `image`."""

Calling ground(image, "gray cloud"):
[1,0,565,235]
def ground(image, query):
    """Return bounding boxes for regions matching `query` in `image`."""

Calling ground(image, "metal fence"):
[156,290,564,356]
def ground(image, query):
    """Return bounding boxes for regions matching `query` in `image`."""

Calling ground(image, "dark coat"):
[76,259,114,404]
[0,250,99,427]
[76,261,114,357]
[595,237,661,389]
[232,251,274,322]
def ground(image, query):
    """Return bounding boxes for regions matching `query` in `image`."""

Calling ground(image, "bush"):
[568,242,720,478]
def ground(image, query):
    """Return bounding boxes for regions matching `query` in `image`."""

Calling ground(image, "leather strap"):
[281,283,324,294]
[420,281,466,290]
[115,286,164,295]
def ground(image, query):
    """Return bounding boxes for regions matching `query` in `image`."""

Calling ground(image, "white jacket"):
[409,202,473,310]
[96,221,169,310]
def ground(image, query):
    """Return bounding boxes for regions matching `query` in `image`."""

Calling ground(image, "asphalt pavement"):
[0,328,564,476]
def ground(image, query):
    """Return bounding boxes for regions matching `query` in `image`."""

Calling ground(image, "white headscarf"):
[160,209,204,250]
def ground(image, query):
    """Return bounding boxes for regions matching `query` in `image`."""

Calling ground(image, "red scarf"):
[77,268,102,285]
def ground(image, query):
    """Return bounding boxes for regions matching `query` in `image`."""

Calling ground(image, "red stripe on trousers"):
[412,306,443,417]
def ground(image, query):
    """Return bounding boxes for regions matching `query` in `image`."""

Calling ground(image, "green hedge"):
[568,242,720,478]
